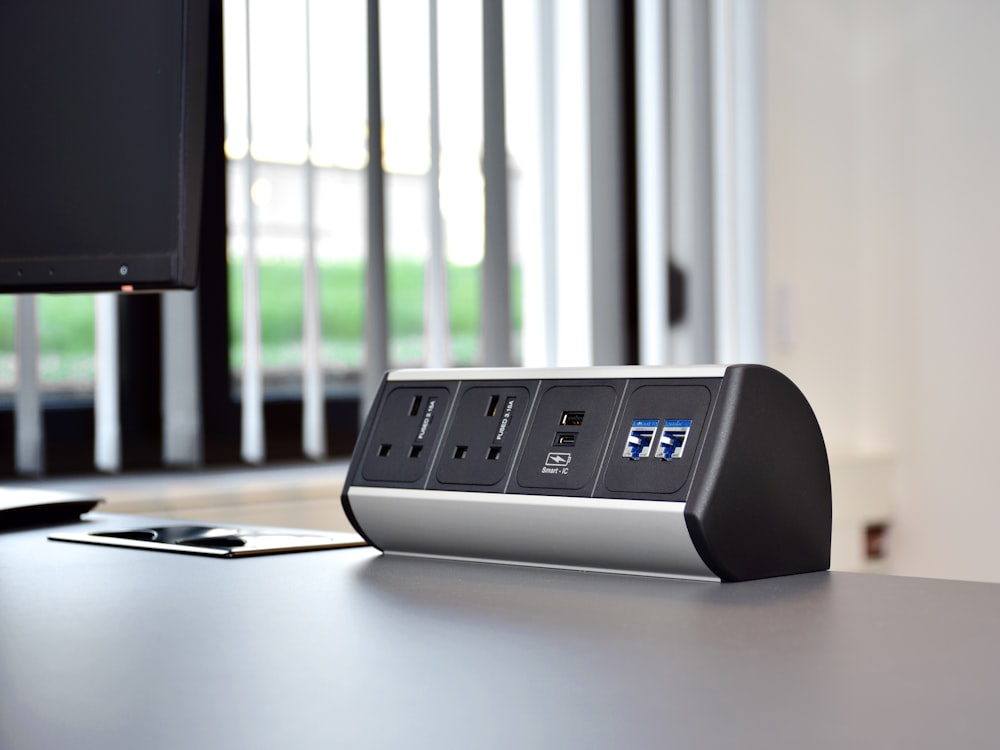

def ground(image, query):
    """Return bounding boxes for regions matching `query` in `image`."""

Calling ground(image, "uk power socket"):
[430,382,533,489]
[359,384,452,485]
[342,365,832,582]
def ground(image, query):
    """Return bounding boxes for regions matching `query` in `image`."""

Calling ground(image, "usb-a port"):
[560,411,585,426]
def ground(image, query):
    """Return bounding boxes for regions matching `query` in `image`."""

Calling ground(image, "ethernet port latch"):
[624,419,659,460]
[655,419,693,461]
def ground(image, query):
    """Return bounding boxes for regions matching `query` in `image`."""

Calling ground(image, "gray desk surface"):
[2,513,999,749]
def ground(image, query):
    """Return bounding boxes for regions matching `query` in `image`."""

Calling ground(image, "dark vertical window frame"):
[621,0,641,365]
[0,410,11,477]
[118,294,163,469]
[198,0,241,467]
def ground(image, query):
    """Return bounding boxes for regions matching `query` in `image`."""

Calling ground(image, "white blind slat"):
[480,0,513,367]
[241,0,265,464]
[362,0,389,416]
[302,0,326,460]
[162,290,203,466]
[424,0,450,369]
[14,296,44,475]
[636,0,671,366]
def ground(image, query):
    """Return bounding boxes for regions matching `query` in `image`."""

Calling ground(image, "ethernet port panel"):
[600,381,717,500]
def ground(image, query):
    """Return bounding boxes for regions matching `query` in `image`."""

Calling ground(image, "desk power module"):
[341,365,831,582]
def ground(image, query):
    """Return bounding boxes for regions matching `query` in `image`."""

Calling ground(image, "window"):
[222,0,527,401]
[3,0,650,477]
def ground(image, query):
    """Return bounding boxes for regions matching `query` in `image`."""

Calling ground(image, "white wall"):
[765,0,1000,582]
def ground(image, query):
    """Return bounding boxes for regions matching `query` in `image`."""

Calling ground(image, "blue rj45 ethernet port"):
[655,419,693,460]
[624,419,659,459]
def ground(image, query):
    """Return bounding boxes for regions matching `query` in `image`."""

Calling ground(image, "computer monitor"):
[0,1,209,293]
